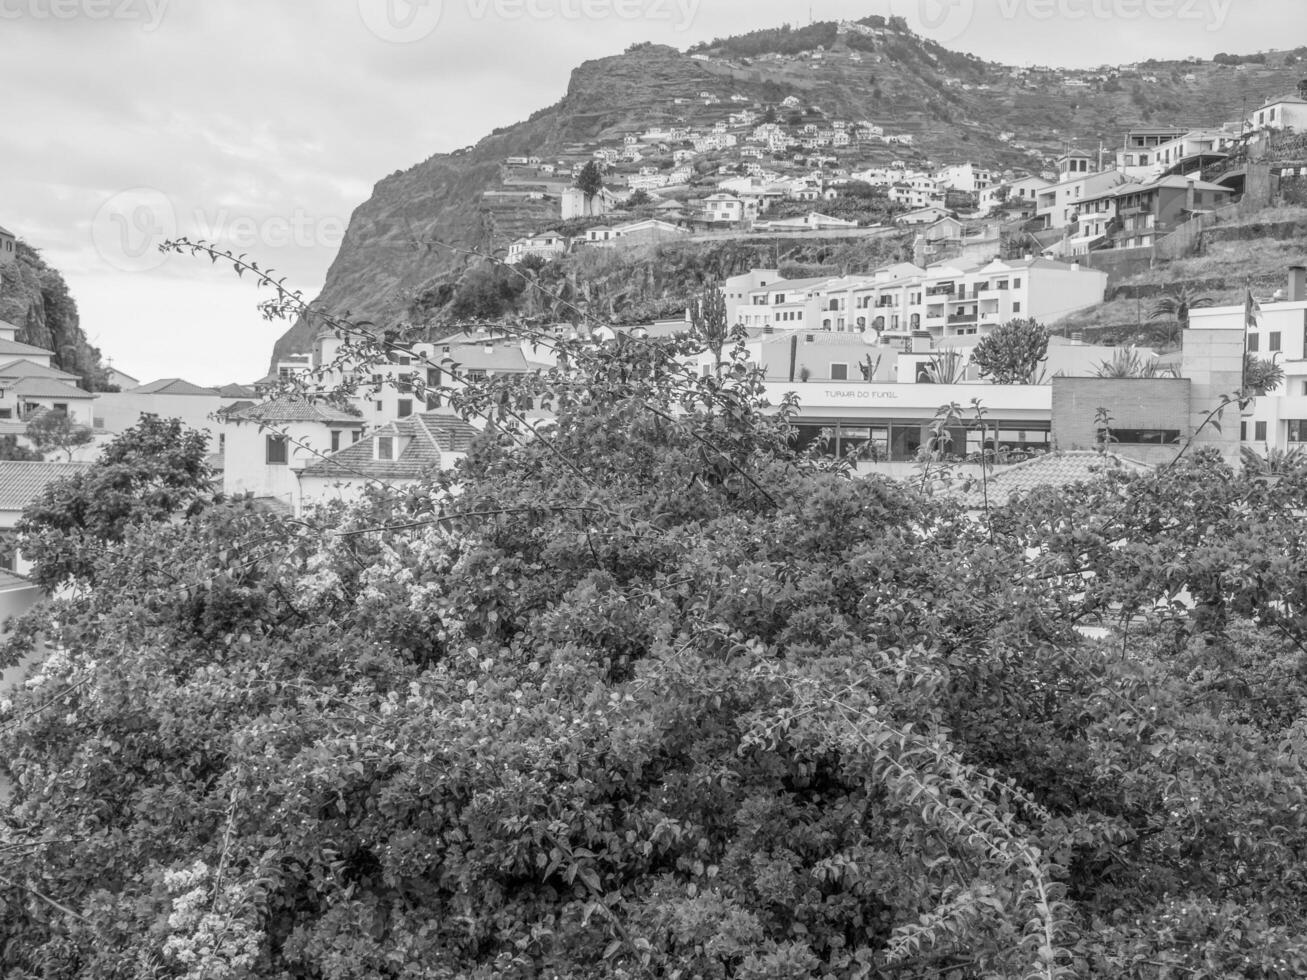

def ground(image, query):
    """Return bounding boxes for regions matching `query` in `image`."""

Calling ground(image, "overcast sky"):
[1,0,1299,385]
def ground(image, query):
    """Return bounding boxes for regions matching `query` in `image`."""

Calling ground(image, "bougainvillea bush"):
[3,339,1307,979]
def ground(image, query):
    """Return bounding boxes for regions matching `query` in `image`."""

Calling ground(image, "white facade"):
[1190,268,1307,454]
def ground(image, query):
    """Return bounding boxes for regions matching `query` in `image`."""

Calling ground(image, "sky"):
[0,0,1300,386]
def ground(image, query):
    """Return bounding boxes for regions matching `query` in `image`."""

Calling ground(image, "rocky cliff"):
[269,22,1307,362]
[0,243,112,391]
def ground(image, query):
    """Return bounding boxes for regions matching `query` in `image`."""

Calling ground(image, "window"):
[830,363,849,381]
[377,436,394,460]
[1289,421,1307,443]
[1255,421,1268,441]
[466,370,488,383]
[331,430,342,453]
[375,400,383,412]
[397,399,413,418]
[1270,331,1282,352]
[352,430,363,443]
[1241,421,1248,441]
[52,403,67,415]
[266,436,288,465]
[1098,427,1181,445]
[1013,302,1021,313]
[1013,278,1022,288]
[0,408,12,420]
[1248,333,1260,353]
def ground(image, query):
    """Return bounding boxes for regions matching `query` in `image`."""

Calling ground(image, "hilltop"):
[270,16,1307,360]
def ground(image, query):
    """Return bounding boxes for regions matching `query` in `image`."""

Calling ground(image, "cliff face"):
[0,243,112,391]
[269,28,1307,362]
[271,44,715,360]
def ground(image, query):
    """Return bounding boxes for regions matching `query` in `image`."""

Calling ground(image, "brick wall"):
[1052,377,1191,464]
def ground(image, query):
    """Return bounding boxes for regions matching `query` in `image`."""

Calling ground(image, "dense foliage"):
[969,318,1050,385]
[4,330,1307,978]
[16,415,213,589]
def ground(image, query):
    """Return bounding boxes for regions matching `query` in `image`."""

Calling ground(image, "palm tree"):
[1147,285,1214,346]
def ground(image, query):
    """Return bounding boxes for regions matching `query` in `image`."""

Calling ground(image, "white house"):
[296,413,481,513]
[1247,94,1307,134]
[0,226,15,266]
[220,396,367,511]
[506,231,568,265]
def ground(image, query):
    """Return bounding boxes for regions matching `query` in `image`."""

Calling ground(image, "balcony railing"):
[926,286,955,297]
[948,313,979,324]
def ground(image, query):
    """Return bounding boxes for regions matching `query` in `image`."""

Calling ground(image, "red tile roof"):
[130,378,221,396]
[0,461,94,510]
[226,396,364,424]
[8,378,95,400]
[950,451,1153,507]
[300,413,481,481]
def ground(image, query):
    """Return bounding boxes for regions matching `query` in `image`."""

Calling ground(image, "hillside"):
[270,18,1307,361]
[0,242,113,391]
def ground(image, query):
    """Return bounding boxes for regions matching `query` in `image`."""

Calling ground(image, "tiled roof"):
[225,395,364,424]
[0,461,94,510]
[0,226,13,237]
[949,451,1153,508]
[130,378,221,396]
[0,338,53,358]
[300,413,481,481]
[0,359,81,382]
[216,383,260,399]
[8,378,95,400]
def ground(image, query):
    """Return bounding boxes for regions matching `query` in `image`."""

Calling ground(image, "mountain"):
[0,241,113,391]
[269,18,1307,360]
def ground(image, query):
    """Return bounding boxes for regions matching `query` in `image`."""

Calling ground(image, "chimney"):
[1289,266,1307,303]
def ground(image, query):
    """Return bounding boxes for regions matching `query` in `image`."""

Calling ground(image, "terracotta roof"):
[7,378,95,400]
[216,383,259,399]
[950,451,1153,508]
[0,339,53,358]
[300,413,481,481]
[0,359,81,382]
[225,395,363,424]
[0,461,94,510]
[130,378,221,396]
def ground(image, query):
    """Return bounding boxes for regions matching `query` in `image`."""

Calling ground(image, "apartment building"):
[726,258,1108,340]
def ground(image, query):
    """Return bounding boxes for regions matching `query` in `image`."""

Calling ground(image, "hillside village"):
[1,63,1306,539]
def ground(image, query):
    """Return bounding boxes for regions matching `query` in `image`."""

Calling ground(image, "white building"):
[220,396,368,511]
[506,231,568,265]
[1190,266,1307,454]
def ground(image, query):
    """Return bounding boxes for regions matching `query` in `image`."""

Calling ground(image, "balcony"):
[948,313,979,325]
[926,286,955,297]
